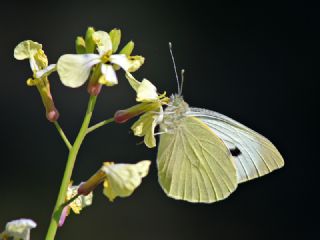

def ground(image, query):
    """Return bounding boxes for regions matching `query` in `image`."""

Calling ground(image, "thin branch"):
[53,121,72,150]
[86,117,114,134]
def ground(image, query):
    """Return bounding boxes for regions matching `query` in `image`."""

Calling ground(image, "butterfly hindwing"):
[189,108,284,183]
[157,116,237,203]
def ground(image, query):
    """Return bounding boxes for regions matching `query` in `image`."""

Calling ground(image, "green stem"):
[45,95,97,240]
[86,117,114,134]
[53,121,72,150]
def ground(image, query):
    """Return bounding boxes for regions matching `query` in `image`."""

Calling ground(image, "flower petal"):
[14,40,42,60]
[135,160,152,177]
[5,219,36,240]
[127,55,145,72]
[92,31,112,55]
[99,64,118,86]
[125,71,140,91]
[109,54,131,70]
[35,64,56,79]
[110,54,145,72]
[131,111,161,148]
[136,79,158,102]
[57,54,100,88]
[101,161,151,201]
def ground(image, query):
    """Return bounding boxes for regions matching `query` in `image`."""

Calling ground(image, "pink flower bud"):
[114,110,134,123]
[46,108,60,122]
[114,102,160,124]
[87,82,102,96]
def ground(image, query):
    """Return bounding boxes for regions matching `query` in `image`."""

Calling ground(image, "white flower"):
[2,219,36,240]
[102,161,151,201]
[57,30,144,88]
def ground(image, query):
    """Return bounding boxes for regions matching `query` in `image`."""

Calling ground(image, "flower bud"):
[120,41,134,56]
[109,28,121,53]
[85,27,96,53]
[87,82,102,96]
[87,63,103,96]
[75,36,86,54]
[114,102,160,124]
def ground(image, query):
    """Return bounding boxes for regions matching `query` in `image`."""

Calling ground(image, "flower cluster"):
[13,26,168,238]
[57,28,145,95]
[13,27,146,121]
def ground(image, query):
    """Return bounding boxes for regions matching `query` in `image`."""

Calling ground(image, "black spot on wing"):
[230,147,241,157]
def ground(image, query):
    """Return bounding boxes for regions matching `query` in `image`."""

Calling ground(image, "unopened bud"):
[114,110,133,124]
[114,102,160,124]
[46,108,60,122]
[120,41,134,56]
[85,27,96,53]
[109,28,121,53]
[87,82,102,96]
[75,36,86,54]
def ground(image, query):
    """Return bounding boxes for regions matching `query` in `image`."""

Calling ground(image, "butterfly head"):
[159,43,189,132]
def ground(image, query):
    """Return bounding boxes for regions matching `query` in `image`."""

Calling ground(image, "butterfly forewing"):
[188,108,284,183]
[157,116,237,203]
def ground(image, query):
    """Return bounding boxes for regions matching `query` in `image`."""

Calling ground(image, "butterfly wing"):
[157,116,237,203]
[188,108,284,183]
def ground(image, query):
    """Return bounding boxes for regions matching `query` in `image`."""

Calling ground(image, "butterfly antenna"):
[180,69,185,95]
[169,42,180,94]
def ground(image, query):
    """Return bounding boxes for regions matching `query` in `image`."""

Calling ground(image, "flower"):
[1,219,36,240]
[58,183,93,227]
[66,184,93,214]
[102,161,151,201]
[57,28,144,96]
[14,40,59,122]
[77,160,151,202]
[114,72,169,148]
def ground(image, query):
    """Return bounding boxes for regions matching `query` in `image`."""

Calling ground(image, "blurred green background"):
[0,1,317,239]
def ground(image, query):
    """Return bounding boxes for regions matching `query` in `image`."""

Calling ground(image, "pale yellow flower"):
[102,161,151,201]
[14,40,59,122]
[57,29,144,88]
[124,72,168,148]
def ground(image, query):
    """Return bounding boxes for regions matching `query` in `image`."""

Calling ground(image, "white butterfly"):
[156,44,284,203]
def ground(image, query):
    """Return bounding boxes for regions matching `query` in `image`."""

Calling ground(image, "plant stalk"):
[45,95,97,240]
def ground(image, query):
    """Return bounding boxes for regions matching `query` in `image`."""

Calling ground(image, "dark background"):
[0,1,318,239]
